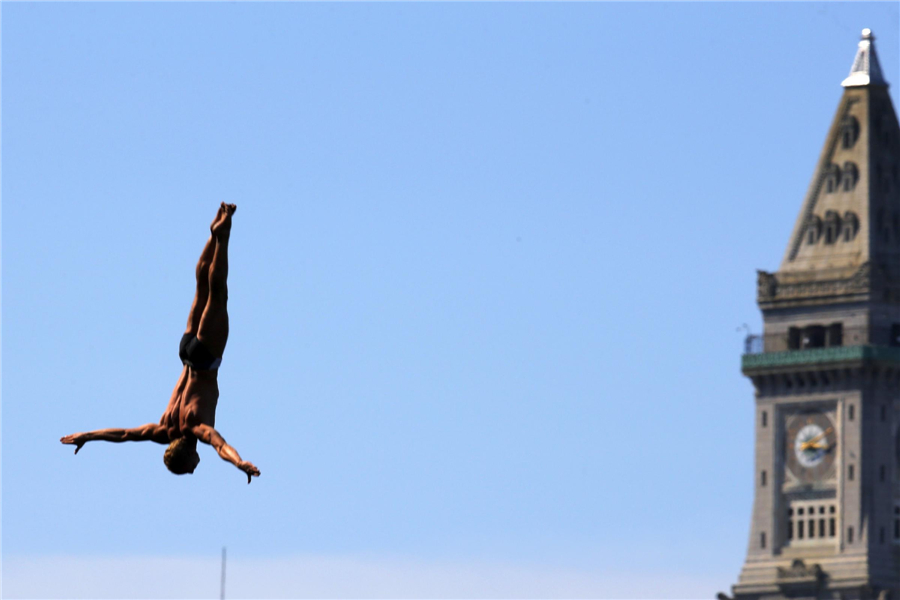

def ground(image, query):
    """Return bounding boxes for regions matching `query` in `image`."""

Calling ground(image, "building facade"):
[730,30,900,600]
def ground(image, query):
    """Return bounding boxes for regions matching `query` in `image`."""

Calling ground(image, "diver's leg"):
[184,205,227,335]
[197,203,235,357]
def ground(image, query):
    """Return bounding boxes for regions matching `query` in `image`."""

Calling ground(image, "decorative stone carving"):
[849,261,872,291]
[755,263,881,304]
[777,559,824,581]
[757,270,777,299]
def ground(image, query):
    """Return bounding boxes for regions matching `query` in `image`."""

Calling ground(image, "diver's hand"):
[60,433,88,454]
[240,461,261,484]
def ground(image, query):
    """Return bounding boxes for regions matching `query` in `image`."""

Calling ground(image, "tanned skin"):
[61,203,261,483]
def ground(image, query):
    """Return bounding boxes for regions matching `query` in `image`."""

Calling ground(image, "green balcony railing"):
[741,345,900,371]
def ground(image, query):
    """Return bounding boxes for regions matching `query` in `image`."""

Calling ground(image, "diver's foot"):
[210,203,227,235]
[211,203,236,239]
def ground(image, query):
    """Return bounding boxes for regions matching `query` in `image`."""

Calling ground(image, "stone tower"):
[730,30,900,600]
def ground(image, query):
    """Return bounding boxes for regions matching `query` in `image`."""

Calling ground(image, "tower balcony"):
[742,344,900,375]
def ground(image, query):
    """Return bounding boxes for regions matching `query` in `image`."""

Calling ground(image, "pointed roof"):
[842,28,887,88]
[760,29,900,308]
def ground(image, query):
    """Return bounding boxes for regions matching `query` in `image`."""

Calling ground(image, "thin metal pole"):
[220,547,226,600]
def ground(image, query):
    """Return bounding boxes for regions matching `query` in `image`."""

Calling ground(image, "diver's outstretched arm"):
[192,424,260,484]
[60,424,170,454]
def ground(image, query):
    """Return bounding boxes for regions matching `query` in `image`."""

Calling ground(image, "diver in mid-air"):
[61,203,261,483]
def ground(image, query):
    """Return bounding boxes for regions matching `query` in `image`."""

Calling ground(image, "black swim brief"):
[179,333,222,371]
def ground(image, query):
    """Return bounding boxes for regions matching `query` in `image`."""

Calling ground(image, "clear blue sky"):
[3,3,899,598]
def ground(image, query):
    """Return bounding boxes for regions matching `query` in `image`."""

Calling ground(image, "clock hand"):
[804,427,833,446]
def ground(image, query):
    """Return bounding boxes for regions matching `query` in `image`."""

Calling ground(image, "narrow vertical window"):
[825,164,842,193]
[823,211,841,244]
[849,404,855,421]
[760,532,766,549]
[848,464,855,481]
[842,211,860,241]
[819,518,826,538]
[761,411,768,428]
[809,518,815,538]
[841,115,860,149]
[842,163,859,192]
[798,520,805,539]
[848,527,854,543]
[806,216,823,245]
[761,470,767,487]
[830,518,836,537]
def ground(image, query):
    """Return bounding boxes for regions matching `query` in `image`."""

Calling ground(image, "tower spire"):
[775,28,899,281]
[842,28,887,88]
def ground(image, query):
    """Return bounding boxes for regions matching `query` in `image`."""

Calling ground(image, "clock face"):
[786,411,837,482]
[795,424,829,467]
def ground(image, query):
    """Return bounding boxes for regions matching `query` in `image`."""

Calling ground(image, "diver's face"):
[189,453,200,473]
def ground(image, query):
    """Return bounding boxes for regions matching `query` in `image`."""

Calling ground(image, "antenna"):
[220,547,226,600]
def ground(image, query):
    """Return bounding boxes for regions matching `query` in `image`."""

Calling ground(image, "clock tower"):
[731,30,900,600]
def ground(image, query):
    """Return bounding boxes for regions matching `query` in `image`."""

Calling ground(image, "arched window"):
[806,215,823,245]
[842,212,859,241]
[823,211,841,244]
[841,116,860,149]
[842,162,859,191]
[825,164,842,193]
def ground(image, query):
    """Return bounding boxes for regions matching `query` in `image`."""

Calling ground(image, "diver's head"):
[163,437,200,475]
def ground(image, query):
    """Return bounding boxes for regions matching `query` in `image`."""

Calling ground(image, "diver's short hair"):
[164,437,199,475]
